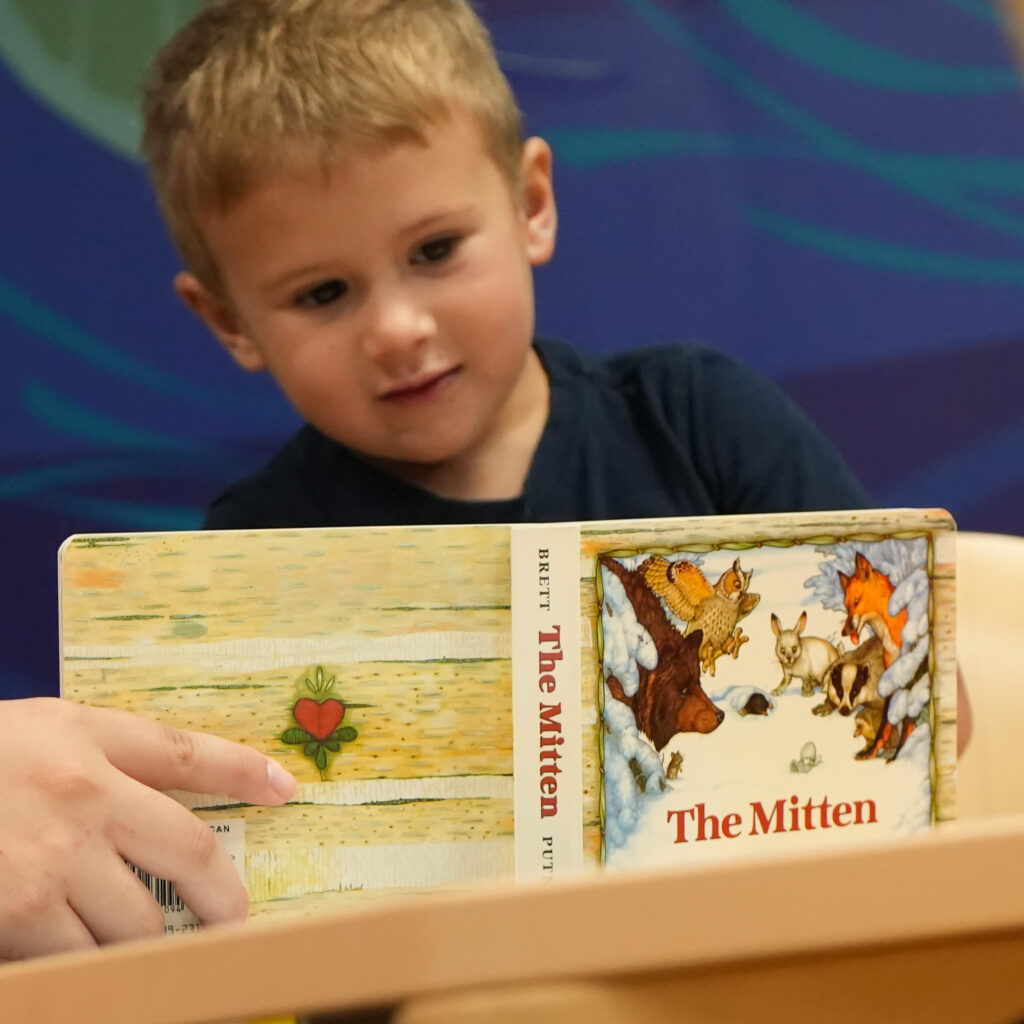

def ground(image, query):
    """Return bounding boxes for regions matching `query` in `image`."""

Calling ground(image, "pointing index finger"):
[80,704,296,804]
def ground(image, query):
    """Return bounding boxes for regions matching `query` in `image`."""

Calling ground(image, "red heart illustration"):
[293,697,345,740]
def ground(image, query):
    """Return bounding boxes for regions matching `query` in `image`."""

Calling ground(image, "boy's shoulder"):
[539,336,779,420]
[539,336,744,389]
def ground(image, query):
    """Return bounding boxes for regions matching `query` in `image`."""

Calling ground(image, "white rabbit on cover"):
[771,612,838,697]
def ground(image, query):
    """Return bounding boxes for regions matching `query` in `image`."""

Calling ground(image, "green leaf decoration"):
[305,663,339,697]
[283,665,357,777]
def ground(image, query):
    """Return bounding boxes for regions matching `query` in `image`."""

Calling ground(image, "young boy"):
[141,0,871,528]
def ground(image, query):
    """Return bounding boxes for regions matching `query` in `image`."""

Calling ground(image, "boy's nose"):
[358,288,436,362]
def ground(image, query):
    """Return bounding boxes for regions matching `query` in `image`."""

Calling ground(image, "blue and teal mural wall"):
[4,0,1024,699]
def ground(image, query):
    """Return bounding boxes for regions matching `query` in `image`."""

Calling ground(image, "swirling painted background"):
[3,0,1024,699]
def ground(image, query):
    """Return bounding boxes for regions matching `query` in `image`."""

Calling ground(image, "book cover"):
[58,508,956,925]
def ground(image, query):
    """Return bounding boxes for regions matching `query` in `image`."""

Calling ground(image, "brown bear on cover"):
[600,555,724,751]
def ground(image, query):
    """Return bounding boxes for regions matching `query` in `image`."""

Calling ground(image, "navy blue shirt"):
[203,339,872,528]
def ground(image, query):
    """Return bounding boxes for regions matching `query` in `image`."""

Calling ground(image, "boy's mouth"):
[379,366,461,404]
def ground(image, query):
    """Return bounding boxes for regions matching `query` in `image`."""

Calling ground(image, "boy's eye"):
[412,237,457,264]
[298,279,347,307]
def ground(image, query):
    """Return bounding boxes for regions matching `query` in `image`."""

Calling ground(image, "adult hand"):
[0,698,296,961]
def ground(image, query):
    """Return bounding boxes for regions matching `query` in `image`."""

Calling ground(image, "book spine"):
[511,523,584,882]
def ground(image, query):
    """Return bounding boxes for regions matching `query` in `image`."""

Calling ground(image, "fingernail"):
[266,758,298,801]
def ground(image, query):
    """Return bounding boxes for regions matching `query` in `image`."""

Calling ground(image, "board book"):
[58,508,957,927]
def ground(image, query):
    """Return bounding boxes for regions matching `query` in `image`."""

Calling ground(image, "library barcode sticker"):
[129,818,246,934]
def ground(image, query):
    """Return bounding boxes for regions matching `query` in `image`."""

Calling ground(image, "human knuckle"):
[15,697,78,743]
[162,725,199,772]
[186,818,219,868]
[55,697,96,733]
[57,697,90,724]
[33,819,87,864]
[36,757,104,805]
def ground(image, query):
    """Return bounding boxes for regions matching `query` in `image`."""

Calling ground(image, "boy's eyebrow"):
[399,204,478,238]
[260,205,479,292]
[262,262,339,293]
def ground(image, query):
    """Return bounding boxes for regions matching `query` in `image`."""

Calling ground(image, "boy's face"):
[177,114,557,485]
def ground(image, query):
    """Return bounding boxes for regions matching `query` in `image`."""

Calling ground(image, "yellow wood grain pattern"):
[61,526,605,918]
[64,660,514,782]
[202,800,516,913]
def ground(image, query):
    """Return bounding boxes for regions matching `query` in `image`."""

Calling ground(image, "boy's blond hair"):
[142,0,523,290]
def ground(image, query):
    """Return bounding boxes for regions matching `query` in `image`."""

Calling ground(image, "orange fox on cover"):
[837,552,913,760]
[837,552,905,668]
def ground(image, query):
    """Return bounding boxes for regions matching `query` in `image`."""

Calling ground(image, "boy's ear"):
[520,136,557,266]
[174,272,267,372]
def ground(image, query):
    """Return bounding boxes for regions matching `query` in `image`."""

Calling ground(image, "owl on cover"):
[641,556,760,675]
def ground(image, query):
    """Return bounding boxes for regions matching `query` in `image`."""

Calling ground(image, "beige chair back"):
[956,531,1024,818]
